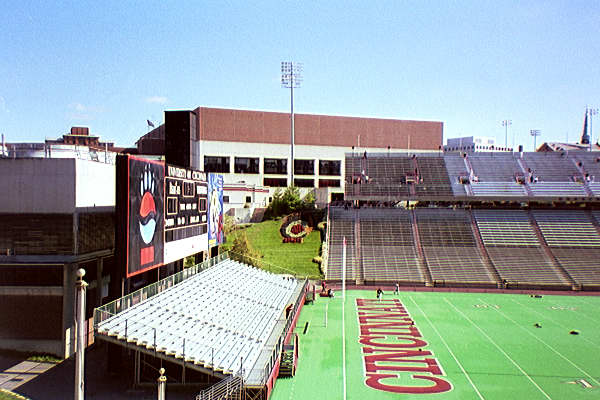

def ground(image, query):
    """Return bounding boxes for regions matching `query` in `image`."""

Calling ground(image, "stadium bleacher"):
[326,207,357,281]
[358,209,422,283]
[95,258,301,382]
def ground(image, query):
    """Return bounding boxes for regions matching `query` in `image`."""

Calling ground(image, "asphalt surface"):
[1,345,200,400]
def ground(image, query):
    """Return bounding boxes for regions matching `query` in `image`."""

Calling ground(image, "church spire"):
[581,108,590,145]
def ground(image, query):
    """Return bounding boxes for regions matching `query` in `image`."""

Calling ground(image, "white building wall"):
[75,159,116,208]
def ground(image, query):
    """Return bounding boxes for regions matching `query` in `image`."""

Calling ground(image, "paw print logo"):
[139,164,157,244]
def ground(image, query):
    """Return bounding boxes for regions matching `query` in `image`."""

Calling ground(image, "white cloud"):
[67,103,104,121]
[145,96,168,104]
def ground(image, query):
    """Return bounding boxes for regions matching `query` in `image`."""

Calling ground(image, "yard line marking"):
[569,298,600,324]
[479,298,600,387]
[510,298,600,349]
[443,298,552,400]
[408,296,485,400]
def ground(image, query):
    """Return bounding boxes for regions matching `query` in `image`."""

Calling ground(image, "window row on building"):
[204,157,341,176]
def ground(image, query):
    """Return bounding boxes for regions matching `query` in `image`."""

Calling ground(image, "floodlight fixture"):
[530,129,541,151]
[502,119,512,150]
[281,62,303,88]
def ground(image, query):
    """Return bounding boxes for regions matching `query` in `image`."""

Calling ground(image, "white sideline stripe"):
[443,298,552,400]
[408,296,485,400]
[510,298,600,350]
[342,296,347,400]
[480,298,600,387]
[570,298,600,324]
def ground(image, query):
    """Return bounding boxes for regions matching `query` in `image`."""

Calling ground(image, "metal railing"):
[196,374,244,400]
[259,278,308,385]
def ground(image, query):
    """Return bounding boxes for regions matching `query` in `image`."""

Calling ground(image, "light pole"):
[530,129,541,151]
[589,107,598,150]
[281,61,303,186]
[502,120,512,150]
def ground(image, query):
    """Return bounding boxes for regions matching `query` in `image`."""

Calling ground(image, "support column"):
[74,268,88,400]
[62,263,76,359]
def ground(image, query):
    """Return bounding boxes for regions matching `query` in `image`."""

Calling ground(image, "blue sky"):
[1,1,599,150]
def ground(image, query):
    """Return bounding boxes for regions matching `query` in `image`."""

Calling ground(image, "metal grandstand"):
[344,151,600,202]
[328,151,600,291]
[94,253,308,397]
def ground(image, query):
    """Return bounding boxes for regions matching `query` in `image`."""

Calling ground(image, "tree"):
[264,186,315,219]
[230,230,261,267]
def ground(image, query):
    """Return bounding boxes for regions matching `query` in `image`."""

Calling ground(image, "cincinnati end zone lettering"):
[356,298,452,394]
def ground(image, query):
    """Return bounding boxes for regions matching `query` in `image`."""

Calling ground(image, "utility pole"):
[281,61,303,186]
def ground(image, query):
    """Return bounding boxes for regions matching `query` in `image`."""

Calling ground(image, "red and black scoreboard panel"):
[116,155,165,278]
[163,164,208,263]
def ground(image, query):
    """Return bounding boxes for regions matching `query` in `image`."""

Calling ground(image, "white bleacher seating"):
[528,182,588,197]
[473,210,539,247]
[532,210,600,247]
[327,208,357,280]
[470,182,528,197]
[96,259,299,378]
[468,153,522,182]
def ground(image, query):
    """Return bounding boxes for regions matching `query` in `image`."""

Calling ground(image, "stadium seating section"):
[96,259,300,380]
[327,206,600,290]
[344,152,600,200]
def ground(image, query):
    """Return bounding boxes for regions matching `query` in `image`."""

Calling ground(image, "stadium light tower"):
[530,129,541,151]
[281,61,303,185]
[589,107,599,151]
[502,120,512,150]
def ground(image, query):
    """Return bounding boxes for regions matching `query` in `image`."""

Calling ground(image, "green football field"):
[270,290,600,400]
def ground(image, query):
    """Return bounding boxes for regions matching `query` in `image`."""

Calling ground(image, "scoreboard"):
[116,155,223,276]
[163,164,209,263]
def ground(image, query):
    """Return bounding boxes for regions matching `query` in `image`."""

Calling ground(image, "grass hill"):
[222,218,323,279]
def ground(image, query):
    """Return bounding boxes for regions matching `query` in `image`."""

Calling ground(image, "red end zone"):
[356,298,453,394]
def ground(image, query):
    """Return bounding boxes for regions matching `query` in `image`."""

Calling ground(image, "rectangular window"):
[223,196,230,203]
[294,178,314,187]
[319,160,341,176]
[183,181,195,197]
[198,198,207,212]
[294,159,314,175]
[264,178,287,187]
[245,196,252,203]
[204,156,230,173]
[167,197,178,215]
[319,179,340,188]
[234,157,259,174]
[264,158,287,174]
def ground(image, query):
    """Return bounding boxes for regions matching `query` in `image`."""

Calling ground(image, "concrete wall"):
[75,159,115,208]
[0,158,76,213]
[0,158,116,213]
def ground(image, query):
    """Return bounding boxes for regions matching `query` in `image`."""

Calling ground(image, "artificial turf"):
[270,290,600,400]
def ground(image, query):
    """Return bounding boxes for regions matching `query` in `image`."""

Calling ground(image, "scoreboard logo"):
[127,156,164,277]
